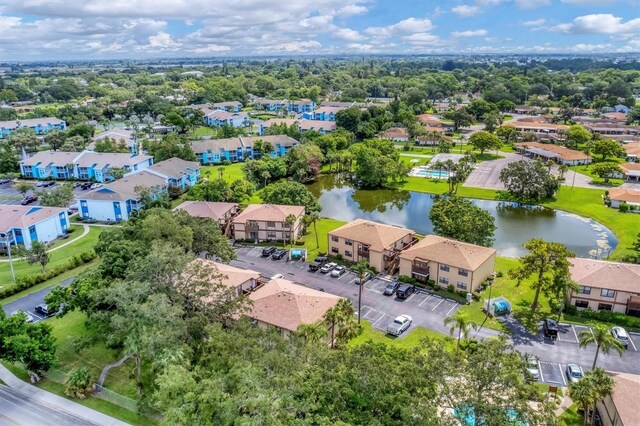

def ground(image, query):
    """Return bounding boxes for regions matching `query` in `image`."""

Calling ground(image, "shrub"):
[618,202,629,213]
[496,271,504,278]
[446,284,455,294]
[64,367,94,399]
[571,308,640,329]
[399,275,416,284]
[66,227,76,234]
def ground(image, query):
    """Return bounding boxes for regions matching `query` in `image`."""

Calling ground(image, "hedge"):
[565,305,640,330]
[0,250,96,299]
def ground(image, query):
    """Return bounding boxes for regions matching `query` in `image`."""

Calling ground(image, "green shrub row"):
[0,250,96,299]
[564,305,640,329]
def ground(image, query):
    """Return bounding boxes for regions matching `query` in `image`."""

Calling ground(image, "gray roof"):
[0,117,65,129]
[75,152,152,169]
[79,171,166,202]
[21,151,81,167]
[147,158,199,179]
[241,135,298,147]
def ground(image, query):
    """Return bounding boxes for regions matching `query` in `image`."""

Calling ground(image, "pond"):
[308,175,617,258]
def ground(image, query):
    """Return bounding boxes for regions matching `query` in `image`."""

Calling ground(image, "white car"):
[565,364,584,383]
[524,354,540,381]
[319,262,337,274]
[386,315,412,336]
[330,265,347,278]
[610,326,630,349]
[90,183,103,189]
[271,273,284,280]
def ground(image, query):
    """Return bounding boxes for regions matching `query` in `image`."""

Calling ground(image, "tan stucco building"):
[398,235,496,293]
[232,204,305,242]
[327,219,417,273]
[568,258,640,316]
[173,200,239,236]
[596,372,640,426]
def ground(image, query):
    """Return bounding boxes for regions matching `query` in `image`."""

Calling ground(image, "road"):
[0,384,96,425]
[2,278,73,322]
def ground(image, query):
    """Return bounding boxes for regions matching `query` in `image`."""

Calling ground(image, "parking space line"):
[348,278,357,284]
[418,294,432,307]
[372,314,388,330]
[629,335,638,351]
[405,293,416,302]
[558,364,566,386]
[445,304,458,316]
[571,325,579,342]
[538,361,544,384]
[432,298,445,311]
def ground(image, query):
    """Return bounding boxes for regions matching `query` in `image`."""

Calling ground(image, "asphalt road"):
[0,384,96,426]
[2,278,73,322]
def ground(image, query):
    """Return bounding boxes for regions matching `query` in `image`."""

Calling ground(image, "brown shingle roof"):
[381,127,409,138]
[329,219,415,252]
[624,143,640,156]
[189,258,260,291]
[515,142,591,161]
[569,258,640,294]
[173,201,238,221]
[249,279,341,331]
[608,188,640,204]
[0,205,66,230]
[233,204,305,224]
[607,372,640,425]
[399,235,496,271]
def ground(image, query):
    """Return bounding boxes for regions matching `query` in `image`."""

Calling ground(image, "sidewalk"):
[0,363,129,426]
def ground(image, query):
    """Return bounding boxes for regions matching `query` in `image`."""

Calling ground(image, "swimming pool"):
[455,407,524,425]
[416,169,450,179]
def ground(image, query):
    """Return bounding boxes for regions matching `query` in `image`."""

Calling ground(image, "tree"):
[429,197,496,247]
[261,180,321,213]
[352,260,374,324]
[350,139,408,188]
[146,133,197,162]
[590,162,622,183]
[67,124,95,142]
[65,367,93,399]
[558,163,569,180]
[508,239,574,313]
[0,145,19,174]
[303,211,320,249]
[566,125,591,150]
[591,139,625,161]
[569,368,614,426]
[296,322,327,345]
[443,109,473,132]
[578,323,625,369]
[8,127,39,159]
[286,143,324,182]
[444,312,477,353]
[18,240,51,271]
[468,131,502,155]
[495,125,518,144]
[499,159,560,200]
[60,135,86,152]
[335,106,361,133]
[188,178,234,202]
[284,213,297,247]
[43,129,67,151]
[229,179,255,202]
[34,183,75,207]
[482,111,502,132]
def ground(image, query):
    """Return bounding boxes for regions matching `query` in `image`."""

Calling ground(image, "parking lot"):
[553,322,639,351]
[0,180,89,206]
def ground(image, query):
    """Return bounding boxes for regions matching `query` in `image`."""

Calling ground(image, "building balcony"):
[411,265,430,277]
[246,223,259,230]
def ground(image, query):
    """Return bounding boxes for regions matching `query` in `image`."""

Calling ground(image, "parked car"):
[73,182,83,188]
[271,273,284,280]
[308,256,328,272]
[90,183,103,189]
[10,310,34,323]
[21,195,37,205]
[330,265,346,278]
[543,318,558,339]
[354,272,371,284]
[271,249,287,260]
[44,181,55,187]
[80,182,93,190]
[35,181,47,187]
[396,283,415,299]
[34,304,54,318]
[565,364,584,383]
[261,246,276,257]
[319,262,337,274]
[383,281,400,296]
[387,315,412,336]
[610,326,630,349]
[0,178,11,185]
[523,354,540,381]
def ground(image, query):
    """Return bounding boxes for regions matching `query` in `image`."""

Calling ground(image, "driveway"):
[463,152,522,190]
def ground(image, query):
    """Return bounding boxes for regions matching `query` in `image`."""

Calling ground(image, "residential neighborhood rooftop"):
[515,142,591,161]
[233,204,305,223]
[173,201,238,221]
[147,157,199,179]
[80,171,166,201]
[607,188,640,204]
[568,258,640,294]
[0,205,67,230]
[399,235,496,271]
[606,372,640,425]
[21,150,81,167]
[329,219,415,252]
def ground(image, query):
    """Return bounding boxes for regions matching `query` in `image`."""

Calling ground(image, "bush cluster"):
[565,306,640,329]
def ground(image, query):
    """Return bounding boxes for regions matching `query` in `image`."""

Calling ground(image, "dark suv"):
[383,281,400,296]
[308,256,327,272]
[396,284,415,299]
[261,246,276,257]
[543,318,559,339]
[271,249,287,260]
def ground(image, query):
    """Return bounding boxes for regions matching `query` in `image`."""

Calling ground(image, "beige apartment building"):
[398,235,496,293]
[568,258,640,316]
[232,204,305,242]
[327,219,417,273]
[173,200,239,236]
[596,372,640,426]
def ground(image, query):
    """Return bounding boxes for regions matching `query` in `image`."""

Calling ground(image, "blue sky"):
[0,0,637,59]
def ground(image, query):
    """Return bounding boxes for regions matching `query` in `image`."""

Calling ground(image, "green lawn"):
[189,126,216,138]
[298,218,346,260]
[349,320,454,350]
[568,162,624,187]
[200,162,245,183]
[0,226,102,291]
[559,404,582,426]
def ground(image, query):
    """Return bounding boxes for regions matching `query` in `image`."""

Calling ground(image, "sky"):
[0,0,638,60]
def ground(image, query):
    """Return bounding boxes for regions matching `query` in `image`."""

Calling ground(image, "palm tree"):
[323,305,341,348]
[217,167,224,180]
[558,164,569,180]
[569,368,615,426]
[261,171,271,188]
[546,159,555,173]
[578,323,625,369]
[569,377,596,426]
[443,312,477,353]
[352,260,373,324]
[324,299,359,348]
[284,214,297,249]
[306,212,320,249]
[296,322,327,344]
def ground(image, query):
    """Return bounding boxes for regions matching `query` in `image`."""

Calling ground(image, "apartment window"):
[331,235,339,242]
[575,300,589,309]
[456,282,467,290]
[345,239,353,246]
[331,247,339,254]
[345,250,352,257]
[439,277,449,285]
[267,221,276,228]
[600,289,615,298]
[458,268,469,277]
[440,264,450,272]
[577,286,591,295]
[267,232,276,239]
[597,303,613,312]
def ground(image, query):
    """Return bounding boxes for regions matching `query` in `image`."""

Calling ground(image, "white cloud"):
[337,4,368,16]
[364,17,434,37]
[515,0,551,9]
[258,40,321,52]
[551,14,640,38]
[451,29,488,37]
[560,0,613,5]
[402,32,442,45]
[451,5,480,17]
[190,45,232,54]
[146,32,180,49]
[345,43,375,51]
[333,28,365,41]
[522,18,545,26]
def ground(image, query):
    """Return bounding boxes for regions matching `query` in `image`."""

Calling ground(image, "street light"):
[0,231,16,283]
[486,271,497,319]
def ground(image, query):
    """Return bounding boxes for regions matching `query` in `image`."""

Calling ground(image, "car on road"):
[523,354,540,381]
[330,265,347,277]
[354,272,372,284]
[308,256,328,272]
[73,182,83,188]
[10,310,34,323]
[565,364,584,383]
[0,178,11,185]
[383,281,400,296]
[271,249,287,260]
[34,304,54,318]
[319,262,337,274]
[396,283,415,299]
[543,318,559,339]
[261,246,276,257]
[90,183,103,189]
[35,181,47,187]
[387,315,412,336]
[610,326,630,349]
[271,273,284,280]
[80,182,93,190]
[20,195,37,205]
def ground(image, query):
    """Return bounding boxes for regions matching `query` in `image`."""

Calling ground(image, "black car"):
[0,178,10,185]
[21,195,37,205]
[308,256,328,272]
[396,284,415,299]
[383,281,401,296]
[43,181,55,187]
[261,246,277,257]
[73,182,83,188]
[34,304,54,318]
[271,249,287,260]
[80,182,93,190]
[543,318,559,339]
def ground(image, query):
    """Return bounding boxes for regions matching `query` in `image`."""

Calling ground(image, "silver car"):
[565,364,584,383]
[524,354,540,381]
[610,327,630,349]
[387,315,412,336]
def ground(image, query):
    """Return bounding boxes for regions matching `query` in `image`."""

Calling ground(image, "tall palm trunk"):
[592,345,600,370]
